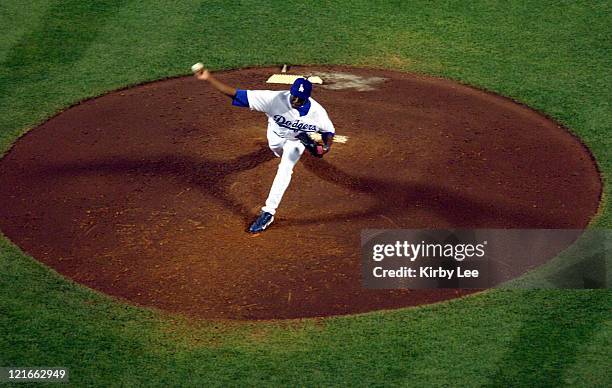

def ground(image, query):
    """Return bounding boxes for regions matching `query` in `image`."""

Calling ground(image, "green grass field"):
[1,1,610,386]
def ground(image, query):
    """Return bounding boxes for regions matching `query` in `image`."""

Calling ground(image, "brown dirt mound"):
[0,66,601,319]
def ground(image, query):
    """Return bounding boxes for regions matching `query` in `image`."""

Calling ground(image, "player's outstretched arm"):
[194,68,237,99]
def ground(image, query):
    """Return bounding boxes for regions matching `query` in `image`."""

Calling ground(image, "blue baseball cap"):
[290,78,312,100]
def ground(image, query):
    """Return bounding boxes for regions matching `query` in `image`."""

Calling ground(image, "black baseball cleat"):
[248,211,274,233]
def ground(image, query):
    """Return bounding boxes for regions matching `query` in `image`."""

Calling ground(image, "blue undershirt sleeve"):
[232,89,249,107]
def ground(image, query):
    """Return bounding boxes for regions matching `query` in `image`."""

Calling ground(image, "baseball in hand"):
[191,62,204,74]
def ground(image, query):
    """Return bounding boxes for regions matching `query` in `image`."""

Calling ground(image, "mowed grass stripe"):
[0,1,53,62]
[0,0,128,152]
[0,1,610,386]
[484,291,611,387]
[0,0,127,80]
[560,318,612,386]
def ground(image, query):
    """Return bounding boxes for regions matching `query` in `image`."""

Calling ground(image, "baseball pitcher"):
[193,67,335,233]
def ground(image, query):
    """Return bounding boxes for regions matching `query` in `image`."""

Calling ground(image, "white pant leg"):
[267,128,285,157]
[262,139,305,215]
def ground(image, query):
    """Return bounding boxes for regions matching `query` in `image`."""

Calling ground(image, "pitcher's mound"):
[0,66,601,319]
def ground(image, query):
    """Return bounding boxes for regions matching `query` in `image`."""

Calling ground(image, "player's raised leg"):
[267,128,285,157]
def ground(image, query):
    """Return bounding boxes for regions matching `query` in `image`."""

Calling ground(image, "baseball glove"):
[296,132,325,158]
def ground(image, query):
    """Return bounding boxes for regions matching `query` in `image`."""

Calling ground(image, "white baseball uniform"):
[233,89,335,215]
